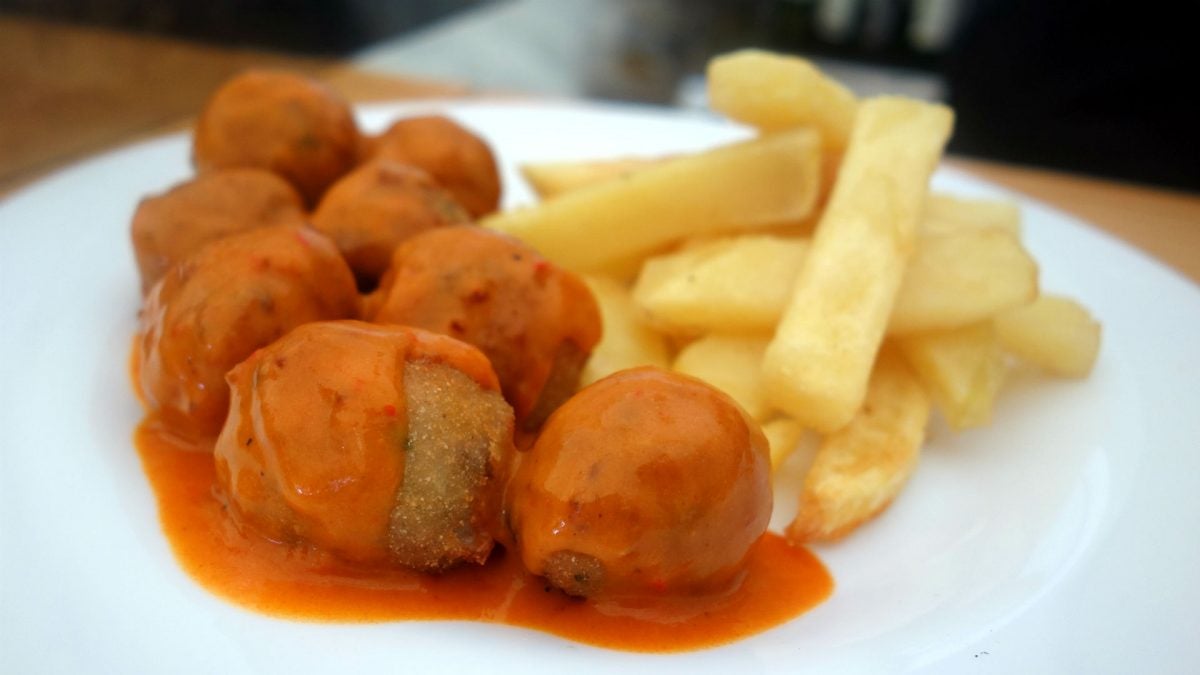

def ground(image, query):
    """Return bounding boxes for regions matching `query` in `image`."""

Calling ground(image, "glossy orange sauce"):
[135,419,833,652]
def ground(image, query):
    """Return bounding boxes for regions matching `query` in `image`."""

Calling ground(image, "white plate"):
[1,101,1198,674]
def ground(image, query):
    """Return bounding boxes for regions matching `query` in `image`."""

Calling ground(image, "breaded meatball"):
[366,115,501,218]
[508,367,772,598]
[365,226,601,430]
[137,225,358,439]
[130,168,307,293]
[311,160,469,288]
[193,70,359,205]
[214,321,515,571]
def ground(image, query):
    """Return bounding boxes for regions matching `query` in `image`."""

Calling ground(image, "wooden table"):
[3,16,1197,284]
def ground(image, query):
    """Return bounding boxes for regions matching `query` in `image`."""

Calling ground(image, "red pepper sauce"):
[135,419,832,653]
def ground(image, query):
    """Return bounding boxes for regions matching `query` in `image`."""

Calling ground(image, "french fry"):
[580,275,671,385]
[763,417,805,471]
[762,97,954,434]
[897,323,1008,430]
[632,235,808,336]
[921,193,1021,236]
[707,49,858,150]
[520,157,663,200]
[672,334,773,422]
[888,227,1039,335]
[786,349,930,542]
[482,129,821,273]
[994,294,1101,377]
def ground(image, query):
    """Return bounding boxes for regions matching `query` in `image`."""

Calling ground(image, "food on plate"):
[762,417,805,470]
[136,225,358,438]
[365,115,502,218]
[672,334,772,422]
[520,156,662,200]
[311,160,470,287]
[507,367,771,598]
[995,294,1102,377]
[761,97,954,435]
[897,322,1007,430]
[579,275,670,385]
[192,70,359,205]
[214,321,514,571]
[366,225,601,430]
[921,193,1021,236]
[786,349,929,542]
[888,227,1038,335]
[482,128,821,274]
[130,168,307,293]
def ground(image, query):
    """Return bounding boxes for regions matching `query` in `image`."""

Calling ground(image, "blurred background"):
[2,0,1196,192]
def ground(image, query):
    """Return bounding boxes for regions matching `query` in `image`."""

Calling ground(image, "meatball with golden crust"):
[365,225,601,430]
[131,168,307,294]
[137,225,358,439]
[507,367,772,599]
[311,160,469,288]
[365,115,501,218]
[193,70,359,205]
[214,321,515,571]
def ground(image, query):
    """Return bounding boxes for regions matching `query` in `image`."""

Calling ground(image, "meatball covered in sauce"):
[366,225,601,430]
[214,321,515,571]
[508,367,772,599]
[311,160,469,288]
[131,168,307,293]
[365,115,501,218]
[137,225,358,439]
[193,70,359,205]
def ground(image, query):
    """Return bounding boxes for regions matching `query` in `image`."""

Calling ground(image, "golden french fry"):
[786,349,930,542]
[580,275,671,385]
[762,417,805,471]
[672,334,773,421]
[995,294,1101,377]
[763,97,954,434]
[707,49,858,150]
[897,323,1008,430]
[888,227,1039,335]
[632,235,808,336]
[520,157,664,200]
[921,193,1021,236]
[482,129,821,273]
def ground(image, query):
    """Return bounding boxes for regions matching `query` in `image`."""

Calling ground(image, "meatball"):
[137,225,358,438]
[365,226,601,430]
[365,115,501,218]
[507,367,772,598]
[193,70,359,205]
[130,168,307,293]
[311,160,469,288]
[214,321,515,571]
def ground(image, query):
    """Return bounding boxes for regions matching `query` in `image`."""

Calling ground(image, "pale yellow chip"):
[672,334,772,422]
[763,417,805,471]
[482,129,821,273]
[888,227,1039,335]
[995,295,1101,378]
[897,323,1008,430]
[921,193,1021,236]
[763,97,954,434]
[786,349,930,542]
[580,275,671,385]
[520,157,663,201]
[632,235,808,336]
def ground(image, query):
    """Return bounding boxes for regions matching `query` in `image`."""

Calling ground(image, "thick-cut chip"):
[707,49,858,150]
[580,275,671,385]
[482,129,821,273]
[520,157,662,200]
[921,193,1021,236]
[786,349,930,543]
[897,323,1007,430]
[762,417,805,471]
[633,235,808,336]
[763,97,954,434]
[995,295,1101,378]
[888,227,1039,335]
[672,334,772,422]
